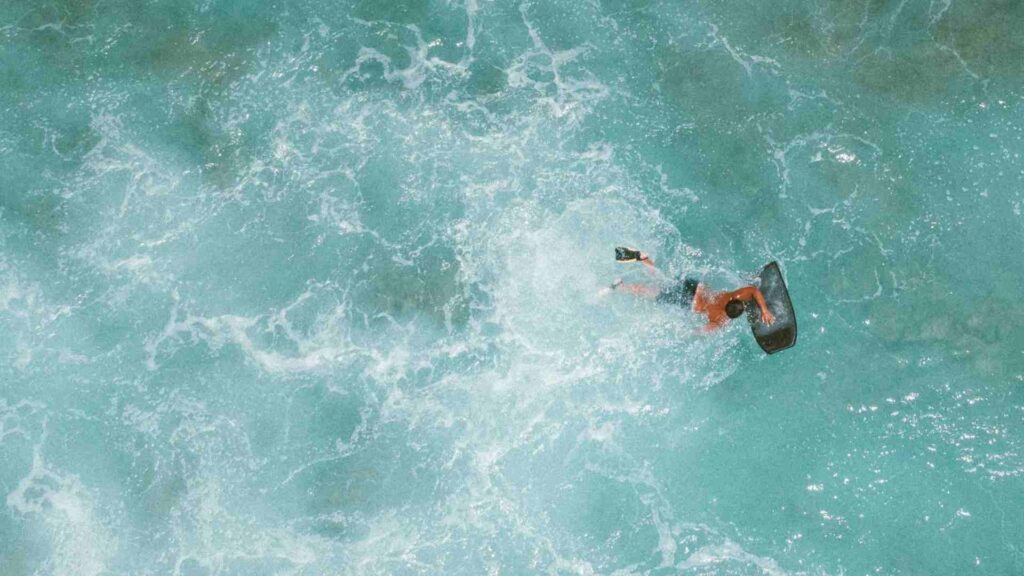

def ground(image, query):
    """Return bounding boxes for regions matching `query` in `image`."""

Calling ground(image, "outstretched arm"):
[727,286,774,324]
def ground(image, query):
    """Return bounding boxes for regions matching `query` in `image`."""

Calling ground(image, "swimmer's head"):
[726,300,745,319]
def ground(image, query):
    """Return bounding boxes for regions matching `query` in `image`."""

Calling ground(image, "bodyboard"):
[745,261,797,354]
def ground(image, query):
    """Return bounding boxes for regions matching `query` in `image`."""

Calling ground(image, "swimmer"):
[608,247,775,332]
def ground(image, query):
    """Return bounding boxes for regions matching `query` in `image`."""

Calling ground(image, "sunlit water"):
[1,0,1022,574]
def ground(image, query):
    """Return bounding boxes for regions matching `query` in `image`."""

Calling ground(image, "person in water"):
[609,248,774,332]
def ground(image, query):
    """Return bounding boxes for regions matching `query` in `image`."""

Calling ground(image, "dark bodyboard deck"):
[745,261,797,354]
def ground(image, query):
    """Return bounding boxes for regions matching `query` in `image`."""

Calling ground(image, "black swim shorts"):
[656,277,700,307]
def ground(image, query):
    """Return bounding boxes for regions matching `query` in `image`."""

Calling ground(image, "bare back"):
[694,285,773,332]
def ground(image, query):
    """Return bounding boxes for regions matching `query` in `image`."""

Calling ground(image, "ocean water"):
[1,0,1022,574]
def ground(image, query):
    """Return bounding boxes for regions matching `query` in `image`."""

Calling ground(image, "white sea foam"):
[0,399,46,445]
[143,279,379,375]
[676,540,788,575]
[6,440,116,576]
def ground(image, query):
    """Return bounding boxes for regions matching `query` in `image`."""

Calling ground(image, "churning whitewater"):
[1,0,1022,574]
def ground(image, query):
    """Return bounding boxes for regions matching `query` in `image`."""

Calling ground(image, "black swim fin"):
[615,247,643,262]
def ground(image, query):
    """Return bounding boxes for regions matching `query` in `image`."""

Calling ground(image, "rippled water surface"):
[1,0,1022,574]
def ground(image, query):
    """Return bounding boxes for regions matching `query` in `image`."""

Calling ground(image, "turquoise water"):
[1,0,1022,573]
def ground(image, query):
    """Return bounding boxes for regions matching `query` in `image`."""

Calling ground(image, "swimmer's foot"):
[597,279,623,297]
[615,247,644,262]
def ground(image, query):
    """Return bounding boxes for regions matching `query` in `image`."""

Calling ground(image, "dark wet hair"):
[725,300,745,319]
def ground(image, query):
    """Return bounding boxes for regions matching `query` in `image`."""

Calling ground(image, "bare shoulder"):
[727,286,757,300]
[693,283,710,310]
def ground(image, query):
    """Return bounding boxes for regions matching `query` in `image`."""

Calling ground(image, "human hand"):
[761,310,775,325]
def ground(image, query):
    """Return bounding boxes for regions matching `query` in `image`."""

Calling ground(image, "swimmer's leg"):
[614,283,660,299]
